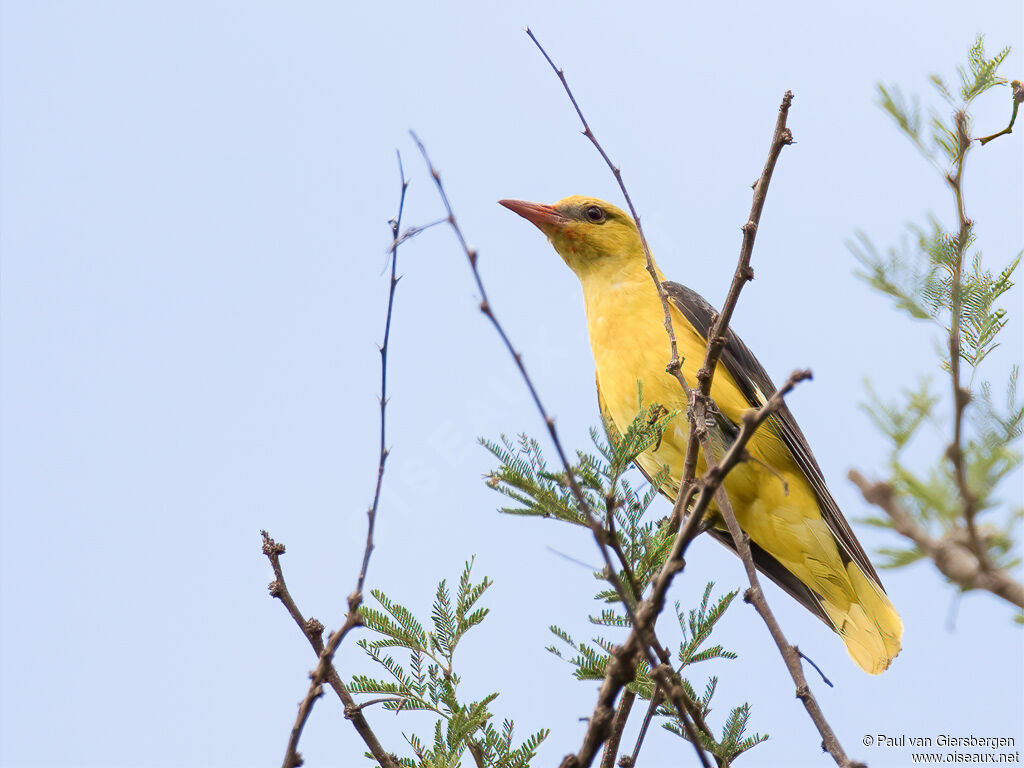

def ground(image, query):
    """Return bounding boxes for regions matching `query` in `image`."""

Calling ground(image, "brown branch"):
[848,470,1024,608]
[600,689,635,768]
[707,471,863,768]
[269,154,409,768]
[946,110,990,573]
[659,93,858,766]
[409,131,715,768]
[626,688,663,768]
[681,92,795,483]
[408,131,643,621]
[262,533,399,768]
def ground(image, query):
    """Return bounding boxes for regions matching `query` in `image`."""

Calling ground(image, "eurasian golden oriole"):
[501,195,902,674]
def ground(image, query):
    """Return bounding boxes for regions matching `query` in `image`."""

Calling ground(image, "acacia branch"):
[599,690,635,768]
[848,470,1024,608]
[535,42,856,762]
[268,155,409,768]
[668,92,860,767]
[524,33,723,767]
[946,109,990,573]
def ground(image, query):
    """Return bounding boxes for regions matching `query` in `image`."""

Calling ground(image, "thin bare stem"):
[408,131,643,623]
[262,532,399,768]
[627,688,663,767]
[272,154,409,768]
[681,91,795,483]
[525,28,687,390]
[564,370,812,768]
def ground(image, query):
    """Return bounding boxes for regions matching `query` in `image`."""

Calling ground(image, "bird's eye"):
[584,205,606,223]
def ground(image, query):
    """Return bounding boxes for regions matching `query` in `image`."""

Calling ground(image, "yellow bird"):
[500,195,902,674]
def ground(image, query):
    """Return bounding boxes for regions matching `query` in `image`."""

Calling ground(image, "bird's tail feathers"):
[819,564,903,675]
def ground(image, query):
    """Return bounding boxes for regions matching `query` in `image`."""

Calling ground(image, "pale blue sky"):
[1,2,1022,767]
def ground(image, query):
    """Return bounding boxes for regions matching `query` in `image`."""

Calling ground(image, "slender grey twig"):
[273,153,409,768]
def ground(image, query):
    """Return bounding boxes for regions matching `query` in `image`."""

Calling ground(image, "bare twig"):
[351,696,409,712]
[272,154,409,768]
[262,532,399,768]
[681,91,795,483]
[523,32,719,765]
[541,44,853,763]
[664,93,859,766]
[525,28,685,386]
[566,369,813,768]
[407,131,643,622]
[848,470,1024,608]
[684,372,863,768]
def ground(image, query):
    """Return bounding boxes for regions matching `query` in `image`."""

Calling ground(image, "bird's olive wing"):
[597,371,831,626]
[662,280,884,590]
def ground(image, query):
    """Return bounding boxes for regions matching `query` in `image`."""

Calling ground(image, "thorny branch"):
[674,92,862,768]
[267,154,410,768]
[263,533,399,768]
[687,382,867,768]
[705,460,865,768]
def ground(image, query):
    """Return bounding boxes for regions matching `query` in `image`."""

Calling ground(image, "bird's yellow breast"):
[581,273,750,445]
[578,268,797,516]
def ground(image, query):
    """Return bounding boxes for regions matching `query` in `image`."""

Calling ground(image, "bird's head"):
[499,195,646,279]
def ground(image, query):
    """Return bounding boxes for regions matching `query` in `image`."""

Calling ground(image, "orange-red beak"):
[499,199,569,232]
